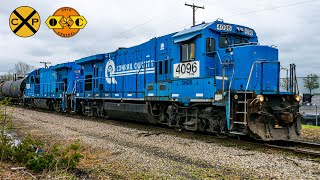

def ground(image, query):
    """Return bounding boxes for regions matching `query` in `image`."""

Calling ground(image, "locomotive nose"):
[231,45,280,93]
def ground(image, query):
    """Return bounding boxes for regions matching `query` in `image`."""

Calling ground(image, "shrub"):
[0,99,84,173]
[25,140,84,172]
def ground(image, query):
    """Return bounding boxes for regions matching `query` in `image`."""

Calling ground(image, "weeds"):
[302,125,320,129]
[0,98,84,174]
[0,98,13,162]
[26,139,84,172]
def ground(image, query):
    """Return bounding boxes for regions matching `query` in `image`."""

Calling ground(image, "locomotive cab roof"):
[51,62,76,70]
[75,54,106,64]
[173,20,257,43]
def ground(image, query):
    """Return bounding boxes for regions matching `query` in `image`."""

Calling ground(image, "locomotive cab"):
[170,20,300,140]
[201,21,301,140]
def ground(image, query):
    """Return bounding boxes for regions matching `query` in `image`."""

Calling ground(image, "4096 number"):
[173,61,200,78]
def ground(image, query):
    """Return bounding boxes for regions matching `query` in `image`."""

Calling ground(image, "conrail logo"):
[105,59,156,84]
[105,59,117,84]
[45,7,87,38]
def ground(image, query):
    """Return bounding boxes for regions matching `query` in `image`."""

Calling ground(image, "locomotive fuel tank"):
[33,99,51,110]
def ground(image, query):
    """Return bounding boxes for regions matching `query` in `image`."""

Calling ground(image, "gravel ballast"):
[11,107,320,179]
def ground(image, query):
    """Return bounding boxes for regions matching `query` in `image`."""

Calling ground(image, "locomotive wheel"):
[216,110,228,138]
[53,101,61,112]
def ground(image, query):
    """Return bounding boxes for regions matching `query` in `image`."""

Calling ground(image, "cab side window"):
[181,42,195,61]
[85,75,92,91]
[30,76,35,83]
[206,38,215,52]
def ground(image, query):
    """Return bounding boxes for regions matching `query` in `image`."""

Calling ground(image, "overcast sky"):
[0,0,319,77]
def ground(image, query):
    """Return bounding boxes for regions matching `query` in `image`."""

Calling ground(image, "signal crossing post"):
[185,3,205,26]
[316,104,318,126]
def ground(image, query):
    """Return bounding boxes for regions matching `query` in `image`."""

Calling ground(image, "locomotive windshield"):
[234,37,249,46]
[218,35,250,48]
[218,36,231,48]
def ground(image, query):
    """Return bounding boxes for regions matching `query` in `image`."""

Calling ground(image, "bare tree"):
[0,62,35,81]
[280,78,289,91]
[13,61,35,77]
[303,73,319,94]
[0,71,14,81]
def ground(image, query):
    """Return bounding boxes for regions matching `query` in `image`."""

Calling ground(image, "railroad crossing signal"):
[9,6,41,38]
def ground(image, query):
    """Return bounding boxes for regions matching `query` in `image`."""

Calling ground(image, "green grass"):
[302,125,320,129]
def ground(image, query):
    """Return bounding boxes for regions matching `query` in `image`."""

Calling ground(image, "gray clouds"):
[0,0,319,76]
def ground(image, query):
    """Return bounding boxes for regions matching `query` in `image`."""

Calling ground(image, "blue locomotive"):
[1,20,301,141]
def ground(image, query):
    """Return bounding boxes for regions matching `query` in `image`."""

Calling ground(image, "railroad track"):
[265,144,320,158]
[15,106,320,159]
[264,141,320,158]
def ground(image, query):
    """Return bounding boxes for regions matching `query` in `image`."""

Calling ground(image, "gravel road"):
[12,107,320,179]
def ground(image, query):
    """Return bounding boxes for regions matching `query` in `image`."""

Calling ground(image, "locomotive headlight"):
[294,95,301,102]
[257,95,264,102]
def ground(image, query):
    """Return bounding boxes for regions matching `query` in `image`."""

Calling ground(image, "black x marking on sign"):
[12,10,37,34]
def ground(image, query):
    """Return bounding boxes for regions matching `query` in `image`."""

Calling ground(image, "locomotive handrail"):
[72,81,77,94]
[213,51,225,65]
[74,76,118,96]
[245,61,279,92]
[229,42,259,47]
[73,71,148,94]
[244,61,279,125]
[66,81,76,95]
[41,81,66,96]
[280,65,289,92]
[227,64,235,129]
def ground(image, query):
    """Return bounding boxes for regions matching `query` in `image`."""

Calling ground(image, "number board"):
[173,61,200,78]
[244,28,253,36]
[217,24,232,31]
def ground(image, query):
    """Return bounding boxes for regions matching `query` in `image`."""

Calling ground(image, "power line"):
[221,0,317,18]
[112,0,317,49]
[177,0,317,33]
[111,0,186,40]
[109,0,187,47]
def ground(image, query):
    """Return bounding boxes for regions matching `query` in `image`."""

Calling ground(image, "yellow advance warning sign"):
[9,6,41,38]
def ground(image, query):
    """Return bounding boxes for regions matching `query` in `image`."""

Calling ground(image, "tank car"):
[0,81,4,97]
[0,79,26,103]
[69,20,300,141]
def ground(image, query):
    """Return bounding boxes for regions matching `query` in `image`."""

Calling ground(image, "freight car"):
[10,20,301,141]
[0,78,26,104]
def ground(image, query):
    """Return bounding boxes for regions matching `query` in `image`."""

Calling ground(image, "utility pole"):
[40,61,51,68]
[185,3,205,26]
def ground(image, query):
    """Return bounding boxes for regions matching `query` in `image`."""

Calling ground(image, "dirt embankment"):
[301,125,320,143]
[4,107,320,179]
